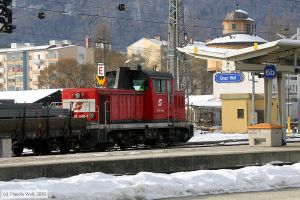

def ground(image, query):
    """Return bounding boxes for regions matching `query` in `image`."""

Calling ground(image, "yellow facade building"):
[199,8,278,133]
[221,94,278,133]
[127,37,168,71]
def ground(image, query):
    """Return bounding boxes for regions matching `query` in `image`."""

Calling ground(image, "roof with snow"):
[0,89,62,103]
[0,45,52,53]
[128,38,168,49]
[206,34,268,45]
[189,95,221,108]
[49,45,77,50]
[225,9,252,21]
[148,38,168,46]
[179,39,300,73]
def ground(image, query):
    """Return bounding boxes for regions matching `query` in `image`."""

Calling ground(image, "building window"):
[245,24,251,33]
[237,109,244,119]
[232,23,236,30]
[79,53,84,60]
[38,65,41,70]
[38,55,41,60]
[29,56,32,60]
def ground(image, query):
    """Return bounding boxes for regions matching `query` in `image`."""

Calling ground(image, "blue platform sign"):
[264,65,276,79]
[214,73,243,83]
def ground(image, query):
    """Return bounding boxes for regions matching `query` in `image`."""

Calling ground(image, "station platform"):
[1,143,300,181]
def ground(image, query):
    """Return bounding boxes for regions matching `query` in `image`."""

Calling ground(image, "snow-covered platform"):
[1,142,300,181]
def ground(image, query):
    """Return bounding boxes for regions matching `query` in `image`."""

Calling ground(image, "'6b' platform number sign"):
[264,65,276,79]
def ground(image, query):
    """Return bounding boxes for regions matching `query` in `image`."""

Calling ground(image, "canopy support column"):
[277,72,287,144]
[264,79,273,123]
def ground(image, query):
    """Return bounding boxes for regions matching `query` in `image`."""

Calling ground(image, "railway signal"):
[96,63,106,86]
[0,0,13,33]
[37,12,46,19]
[117,4,126,11]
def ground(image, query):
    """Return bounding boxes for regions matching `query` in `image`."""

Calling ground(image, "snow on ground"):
[1,163,300,200]
[189,130,300,143]
[188,130,248,143]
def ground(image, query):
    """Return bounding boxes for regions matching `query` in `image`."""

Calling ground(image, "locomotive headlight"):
[74,92,81,98]
[89,113,95,119]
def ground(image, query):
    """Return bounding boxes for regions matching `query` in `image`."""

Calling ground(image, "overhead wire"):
[9,0,300,48]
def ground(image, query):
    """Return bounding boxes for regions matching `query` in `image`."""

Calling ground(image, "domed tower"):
[205,6,267,71]
[206,6,267,50]
[223,8,254,35]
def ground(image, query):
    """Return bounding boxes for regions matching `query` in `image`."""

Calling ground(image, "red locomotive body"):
[63,68,186,123]
[62,67,193,149]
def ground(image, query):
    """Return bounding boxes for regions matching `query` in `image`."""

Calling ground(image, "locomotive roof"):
[107,69,173,79]
[143,70,173,79]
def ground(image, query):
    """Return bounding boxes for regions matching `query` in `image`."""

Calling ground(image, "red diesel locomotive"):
[62,67,193,149]
[1,67,193,155]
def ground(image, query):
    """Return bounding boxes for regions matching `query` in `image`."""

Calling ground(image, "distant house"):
[127,37,168,72]
[189,95,221,127]
[0,40,94,91]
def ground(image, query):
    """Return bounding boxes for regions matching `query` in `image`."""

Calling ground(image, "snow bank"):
[1,164,300,200]
[188,131,248,143]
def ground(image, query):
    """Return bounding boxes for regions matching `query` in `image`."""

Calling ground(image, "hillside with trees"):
[4,0,300,49]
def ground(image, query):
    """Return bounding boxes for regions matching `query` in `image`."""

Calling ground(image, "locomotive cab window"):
[153,79,167,93]
[133,79,148,91]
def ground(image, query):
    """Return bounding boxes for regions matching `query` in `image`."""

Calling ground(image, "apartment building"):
[0,40,94,91]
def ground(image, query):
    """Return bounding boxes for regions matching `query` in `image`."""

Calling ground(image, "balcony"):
[8,72,23,76]
[6,60,23,65]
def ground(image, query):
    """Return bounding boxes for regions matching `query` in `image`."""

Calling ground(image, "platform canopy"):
[178,39,300,73]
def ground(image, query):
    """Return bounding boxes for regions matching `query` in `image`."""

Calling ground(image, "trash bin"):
[248,123,283,147]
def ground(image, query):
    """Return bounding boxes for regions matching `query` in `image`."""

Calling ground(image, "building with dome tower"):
[206,6,268,71]
[189,7,283,133]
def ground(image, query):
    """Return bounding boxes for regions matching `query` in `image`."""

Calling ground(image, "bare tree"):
[189,59,213,95]
[179,58,212,95]
[94,19,126,71]
[38,59,96,89]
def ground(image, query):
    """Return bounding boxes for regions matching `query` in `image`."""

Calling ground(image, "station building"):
[202,8,295,133]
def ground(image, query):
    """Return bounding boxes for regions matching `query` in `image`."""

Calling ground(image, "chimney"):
[86,36,91,48]
[154,36,161,41]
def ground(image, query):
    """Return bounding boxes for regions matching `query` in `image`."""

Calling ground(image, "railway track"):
[17,138,249,157]
[17,135,300,157]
